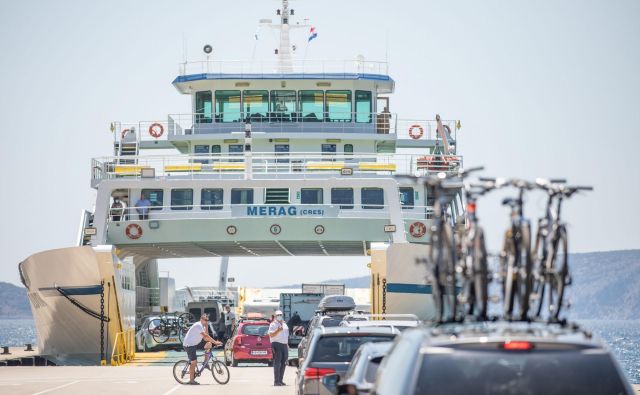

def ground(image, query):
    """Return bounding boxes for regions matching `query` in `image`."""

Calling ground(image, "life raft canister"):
[148,123,164,138]
[408,124,424,140]
[125,223,143,240]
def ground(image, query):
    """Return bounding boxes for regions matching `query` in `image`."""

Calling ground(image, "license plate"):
[168,337,178,342]
[251,350,268,355]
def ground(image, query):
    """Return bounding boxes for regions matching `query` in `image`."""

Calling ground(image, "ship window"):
[355,90,372,123]
[399,187,415,209]
[326,90,352,122]
[243,90,269,122]
[265,188,290,204]
[231,189,254,205]
[344,144,354,154]
[229,144,244,162]
[171,189,193,210]
[211,145,221,162]
[215,90,242,123]
[195,91,213,123]
[331,188,354,209]
[201,188,223,210]
[270,90,297,122]
[301,188,323,204]
[194,144,210,164]
[275,144,290,163]
[299,90,324,122]
[362,188,384,209]
[141,189,163,210]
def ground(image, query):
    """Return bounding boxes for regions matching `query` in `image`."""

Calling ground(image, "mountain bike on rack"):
[147,312,194,344]
[456,174,505,320]
[173,345,230,385]
[497,178,536,321]
[531,180,593,321]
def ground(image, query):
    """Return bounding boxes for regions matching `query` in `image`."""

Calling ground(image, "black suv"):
[373,321,635,395]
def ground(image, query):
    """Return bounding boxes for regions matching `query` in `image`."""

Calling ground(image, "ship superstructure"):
[21,1,464,365]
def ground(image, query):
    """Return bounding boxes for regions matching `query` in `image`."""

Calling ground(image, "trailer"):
[279,293,323,347]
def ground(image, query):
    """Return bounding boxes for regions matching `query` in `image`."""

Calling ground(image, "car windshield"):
[321,317,344,327]
[242,324,269,336]
[312,335,394,363]
[414,350,629,395]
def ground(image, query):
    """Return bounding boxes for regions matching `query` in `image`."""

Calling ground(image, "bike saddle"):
[501,197,516,206]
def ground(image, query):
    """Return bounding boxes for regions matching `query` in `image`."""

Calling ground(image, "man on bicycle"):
[183,314,222,385]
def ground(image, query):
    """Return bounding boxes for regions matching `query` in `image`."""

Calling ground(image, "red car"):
[224,320,273,367]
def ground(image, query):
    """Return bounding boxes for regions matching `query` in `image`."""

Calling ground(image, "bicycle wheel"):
[430,224,457,322]
[178,312,195,329]
[471,227,489,320]
[501,230,517,318]
[211,360,230,384]
[531,226,548,318]
[148,318,169,344]
[173,360,191,384]
[548,226,569,321]
[514,223,532,320]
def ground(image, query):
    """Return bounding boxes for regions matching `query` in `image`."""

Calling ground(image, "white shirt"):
[183,321,206,347]
[268,320,289,344]
[225,311,236,326]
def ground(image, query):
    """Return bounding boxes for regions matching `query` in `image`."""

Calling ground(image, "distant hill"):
[276,250,640,320]
[0,282,31,318]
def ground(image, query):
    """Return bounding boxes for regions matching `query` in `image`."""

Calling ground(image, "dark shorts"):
[184,345,197,362]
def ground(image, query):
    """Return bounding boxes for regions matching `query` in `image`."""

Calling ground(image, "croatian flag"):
[308,27,318,42]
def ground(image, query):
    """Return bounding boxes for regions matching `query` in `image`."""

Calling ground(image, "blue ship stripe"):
[40,285,103,295]
[386,283,432,294]
[172,73,393,84]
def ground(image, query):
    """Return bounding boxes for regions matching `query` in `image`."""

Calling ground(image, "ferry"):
[18,0,464,366]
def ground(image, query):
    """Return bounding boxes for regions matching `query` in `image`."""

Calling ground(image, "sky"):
[0,0,639,289]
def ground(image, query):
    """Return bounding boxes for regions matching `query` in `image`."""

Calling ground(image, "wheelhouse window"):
[270,90,297,122]
[215,90,242,123]
[331,188,354,209]
[362,188,384,209]
[301,188,323,204]
[243,90,268,122]
[201,188,223,210]
[231,189,254,205]
[141,189,163,210]
[355,90,372,123]
[326,90,352,122]
[171,189,193,210]
[299,90,324,122]
[399,187,415,209]
[195,91,212,123]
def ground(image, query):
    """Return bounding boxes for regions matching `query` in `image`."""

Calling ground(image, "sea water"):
[0,318,638,383]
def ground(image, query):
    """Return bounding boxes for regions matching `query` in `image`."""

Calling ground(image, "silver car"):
[135,316,182,352]
[330,341,393,395]
[373,321,635,395]
[295,326,399,395]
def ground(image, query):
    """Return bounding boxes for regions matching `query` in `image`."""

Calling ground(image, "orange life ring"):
[125,223,143,240]
[408,124,424,140]
[120,128,131,140]
[409,222,427,238]
[148,123,164,138]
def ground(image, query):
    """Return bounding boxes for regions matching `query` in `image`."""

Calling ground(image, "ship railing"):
[91,153,463,183]
[178,59,389,77]
[402,206,436,221]
[107,203,397,223]
[111,120,172,144]
[166,111,397,136]
[395,118,459,146]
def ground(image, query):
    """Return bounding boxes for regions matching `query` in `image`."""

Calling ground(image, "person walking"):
[267,309,289,386]
[224,305,236,340]
[182,314,221,385]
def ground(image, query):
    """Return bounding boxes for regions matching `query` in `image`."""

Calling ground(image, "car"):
[372,321,636,395]
[135,316,183,352]
[224,319,272,367]
[297,295,357,363]
[331,341,394,395]
[295,326,399,395]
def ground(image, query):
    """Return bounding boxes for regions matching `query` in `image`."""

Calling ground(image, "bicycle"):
[497,178,536,321]
[147,312,194,344]
[530,180,592,321]
[456,174,504,320]
[173,346,230,385]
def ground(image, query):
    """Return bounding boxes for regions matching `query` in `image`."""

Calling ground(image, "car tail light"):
[236,336,243,346]
[502,341,534,351]
[304,367,336,379]
[466,202,476,214]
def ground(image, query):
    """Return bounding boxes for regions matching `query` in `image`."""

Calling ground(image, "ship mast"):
[264,0,309,72]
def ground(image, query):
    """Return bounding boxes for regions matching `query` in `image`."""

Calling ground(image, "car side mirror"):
[322,373,340,390]
[337,383,359,395]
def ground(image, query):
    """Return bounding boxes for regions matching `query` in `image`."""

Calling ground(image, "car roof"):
[342,320,419,328]
[414,321,601,349]
[239,320,270,326]
[316,325,400,337]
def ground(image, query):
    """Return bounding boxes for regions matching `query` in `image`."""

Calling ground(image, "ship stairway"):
[114,141,139,165]
[264,188,290,204]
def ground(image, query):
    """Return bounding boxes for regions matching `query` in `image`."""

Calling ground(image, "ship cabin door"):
[109,188,130,222]
[376,97,390,134]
